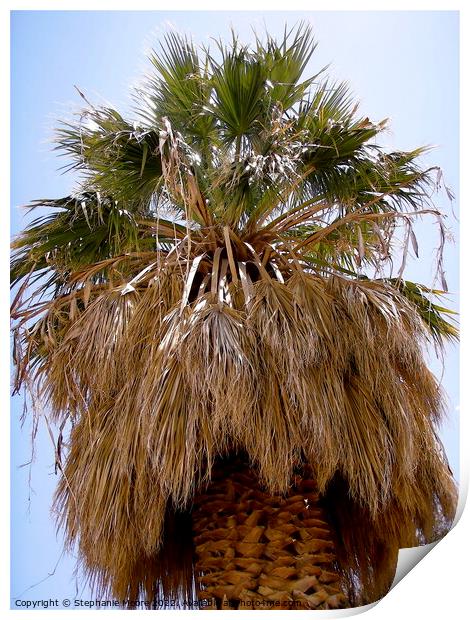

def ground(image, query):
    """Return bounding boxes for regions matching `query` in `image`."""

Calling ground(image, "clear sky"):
[10,9,459,609]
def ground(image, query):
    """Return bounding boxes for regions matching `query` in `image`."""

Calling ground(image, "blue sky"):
[10,10,459,609]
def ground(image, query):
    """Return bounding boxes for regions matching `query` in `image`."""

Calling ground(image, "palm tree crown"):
[11,25,457,606]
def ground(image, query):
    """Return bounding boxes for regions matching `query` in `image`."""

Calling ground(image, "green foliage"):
[57,108,163,208]
[11,193,148,286]
[12,22,457,362]
[13,24,457,341]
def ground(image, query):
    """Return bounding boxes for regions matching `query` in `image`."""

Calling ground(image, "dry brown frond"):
[42,289,138,421]
[16,258,456,605]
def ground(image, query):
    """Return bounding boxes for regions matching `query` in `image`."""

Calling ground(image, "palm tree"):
[11,25,457,610]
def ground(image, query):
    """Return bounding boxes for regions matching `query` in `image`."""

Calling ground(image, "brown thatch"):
[16,258,454,605]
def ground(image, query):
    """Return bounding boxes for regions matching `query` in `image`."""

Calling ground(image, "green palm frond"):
[10,192,186,296]
[254,23,321,109]
[208,41,268,149]
[144,31,216,145]
[386,278,459,345]
[56,108,163,208]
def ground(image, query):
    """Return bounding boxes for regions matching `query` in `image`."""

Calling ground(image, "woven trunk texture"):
[192,455,348,610]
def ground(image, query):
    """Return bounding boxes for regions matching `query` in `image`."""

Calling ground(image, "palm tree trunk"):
[192,454,348,610]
